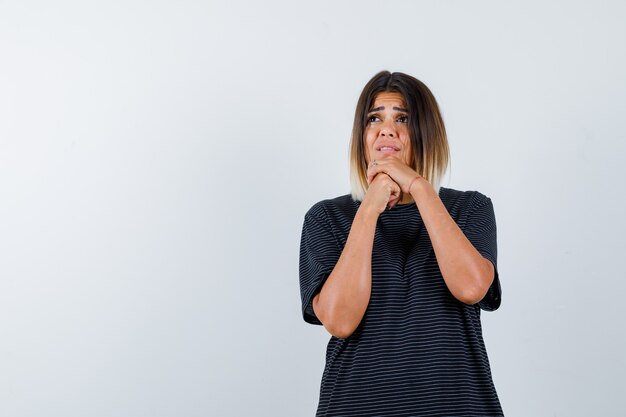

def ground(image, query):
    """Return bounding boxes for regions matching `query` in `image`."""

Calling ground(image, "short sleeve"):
[463,193,502,311]
[299,209,342,325]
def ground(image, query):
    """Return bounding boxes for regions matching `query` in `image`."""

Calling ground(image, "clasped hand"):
[363,155,420,213]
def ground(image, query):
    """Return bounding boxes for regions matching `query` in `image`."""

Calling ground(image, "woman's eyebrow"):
[368,106,408,113]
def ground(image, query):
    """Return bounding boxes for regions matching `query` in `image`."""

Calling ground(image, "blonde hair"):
[349,71,450,201]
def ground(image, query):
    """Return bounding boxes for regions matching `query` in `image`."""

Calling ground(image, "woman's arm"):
[365,155,495,305]
[312,173,397,338]
[409,179,495,304]
[312,204,378,338]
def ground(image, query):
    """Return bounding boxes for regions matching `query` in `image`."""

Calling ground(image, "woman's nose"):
[379,123,397,137]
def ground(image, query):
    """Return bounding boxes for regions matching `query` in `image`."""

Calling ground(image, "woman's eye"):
[367,114,408,124]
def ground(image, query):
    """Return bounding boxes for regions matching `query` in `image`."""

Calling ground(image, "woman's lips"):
[379,149,399,154]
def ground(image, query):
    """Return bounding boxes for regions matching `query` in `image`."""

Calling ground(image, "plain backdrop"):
[1,1,625,416]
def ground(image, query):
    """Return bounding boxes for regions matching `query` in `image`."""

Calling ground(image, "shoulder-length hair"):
[349,71,450,201]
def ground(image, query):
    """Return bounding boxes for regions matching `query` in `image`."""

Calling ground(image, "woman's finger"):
[366,167,376,184]
[367,163,386,184]
[366,164,376,184]
[368,158,401,185]
[388,183,401,208]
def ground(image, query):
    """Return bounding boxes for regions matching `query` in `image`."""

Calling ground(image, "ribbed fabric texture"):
[299,187,503,417]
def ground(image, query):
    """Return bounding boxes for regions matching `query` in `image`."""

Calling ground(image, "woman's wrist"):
[408,175,431,198]
[406,175,423,194]
[357,202,381,222]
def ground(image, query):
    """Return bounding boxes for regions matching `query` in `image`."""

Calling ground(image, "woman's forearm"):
[410,180,494,304]
[313,204,378,338]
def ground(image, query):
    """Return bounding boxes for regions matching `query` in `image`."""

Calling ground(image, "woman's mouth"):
[378,146,400,154]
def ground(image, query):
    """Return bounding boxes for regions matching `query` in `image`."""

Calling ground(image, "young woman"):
[299,71,503,417]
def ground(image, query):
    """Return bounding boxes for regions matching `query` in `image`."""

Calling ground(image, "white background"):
[1,1,625,416]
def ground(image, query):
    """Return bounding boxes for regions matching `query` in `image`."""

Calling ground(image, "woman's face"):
[364,91,412,166]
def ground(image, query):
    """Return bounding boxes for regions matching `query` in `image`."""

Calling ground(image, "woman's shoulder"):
[439,186,494,215]
[304,193,359,223]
